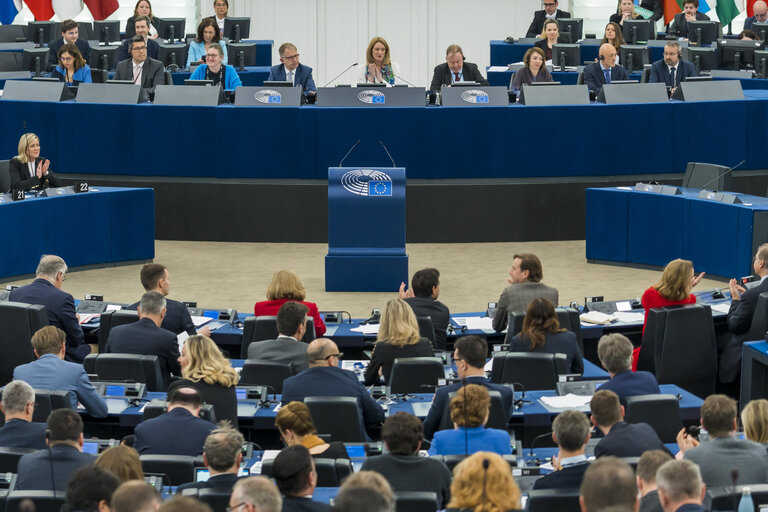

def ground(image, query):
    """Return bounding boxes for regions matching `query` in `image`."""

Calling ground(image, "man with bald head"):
[745,1,768,31]
[281,338,385,432]
[582,43,629,95]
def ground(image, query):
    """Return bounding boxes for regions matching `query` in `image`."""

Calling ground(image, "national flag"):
[0,0,21,24]
[52,0,82,19]
[664,0,683,25]
[83,0,117,20]
[25,0,54,20]
[702,0,743,26]
[747,0,758,16]
[368,181,392,196]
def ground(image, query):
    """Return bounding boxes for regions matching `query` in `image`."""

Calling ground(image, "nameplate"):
[634,183,682,195]
[597,82,668,104]
[317,87,426,107]
[153,84,224,106]
[440,86,509,106]
[2,80,74,102]
[40,186,76,197]
[519,84,589,106]
[74,181,89,193]
[235,86,302,107]
[697,189,742,204]
[76,83,146,104]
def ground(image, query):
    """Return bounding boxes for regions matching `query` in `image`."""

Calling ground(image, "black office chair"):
[32,389,72,422]
[709,484,768,510]
[526,488,582,512]
[625,394,682,444]
[682,161,733,190]
[304,396,365,442]
[240,315,315,358]
[140,455,196,486]
[640,64,652,83]
[0,160,10,193]
[394,492,440,512]
[438,390,508,431]
[238,360,293,393]
[97,309,139,353]
[90,68,108,83]
[0,447,38,473]
[180,488,230,512]
[0,24,27,43]
[438,454,517,472]
[0,52,23,71]
[164,71,173,85]
[0,301,46,386]
[505,307,583,356]
[490,352,564,390]
[89,353,165,392]
[415,316,436,345]
[259,458,352,487]
[746,293,768,342]
[4,491,66,512]
[141,398,217,423]
[389,357,444,395]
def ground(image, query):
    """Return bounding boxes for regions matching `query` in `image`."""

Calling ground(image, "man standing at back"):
[493,252,558,332]
[129,263,199,337]
[526,0,571,38]
[399,268,450,350]
[247,301,310,372]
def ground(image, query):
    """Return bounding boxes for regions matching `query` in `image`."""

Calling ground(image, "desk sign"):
[235,86,302,107]
[74,181,89,193]
[11,189,24,201]
[318,87,426,107]
[440,86,509,106]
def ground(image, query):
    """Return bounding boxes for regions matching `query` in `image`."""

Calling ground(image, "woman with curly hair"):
[446,452,522,512]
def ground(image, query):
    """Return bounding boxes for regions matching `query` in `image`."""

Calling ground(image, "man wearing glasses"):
[526,0,571,38]
[117,16,159,62]
[115,36,165,94]
[745,0,768,31]
[267,42,317,94]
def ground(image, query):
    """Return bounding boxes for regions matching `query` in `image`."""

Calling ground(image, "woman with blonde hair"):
[9,133,59,192]
[254,270,326,335]
[534,19,559,61]
[172,335,238,427]
[742,399,768,445]
[126,0,158,38]
[275,401,349,458]
[446,452,522,512]
[610,0,641,25]
[358,36,400,85]
[95,446,144,482]
[364,298,433,385]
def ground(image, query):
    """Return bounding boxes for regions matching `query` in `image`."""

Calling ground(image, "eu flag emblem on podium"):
[369,181,392,196]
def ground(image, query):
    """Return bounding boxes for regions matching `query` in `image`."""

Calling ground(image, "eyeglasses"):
[282,54,299,61]
[324,352,344,360]
[214,2,227,6]
[543,2,556,6]
[225,503,245,512]
[756,12,768,19]
[60,56,73,62]
[132,45,147,51]
[206,53,220,59]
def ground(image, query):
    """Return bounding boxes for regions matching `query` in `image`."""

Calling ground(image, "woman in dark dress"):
[275,401,350,459]
[8,133,59,192]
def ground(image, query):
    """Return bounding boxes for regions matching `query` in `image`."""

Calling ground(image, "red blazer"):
[253,299,326,336]
[632,286,695,371]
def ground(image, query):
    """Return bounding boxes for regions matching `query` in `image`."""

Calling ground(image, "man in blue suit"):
[596,333,659,406]
[128,263,200,337]
[267,42,317,94]
[9,254,90,363]
[46,19,91,67]
[14,326,108,418]
[649,41,696,92]
[745,1,768,31]
[0,380,47,450]
[582,43,629,95]
[590,390,668,458]
[533,410,592,490]
[422,335,513,439]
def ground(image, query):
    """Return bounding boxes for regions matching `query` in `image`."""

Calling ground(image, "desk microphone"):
[338,139,361,167]
[323,62,358,87]
[698,159,746,191]
[528,431,553,464]
[393,73,417,88]
[378,140,397,167]
[45,429,57,511]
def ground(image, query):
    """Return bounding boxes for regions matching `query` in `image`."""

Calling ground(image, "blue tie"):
[604,68,611,84]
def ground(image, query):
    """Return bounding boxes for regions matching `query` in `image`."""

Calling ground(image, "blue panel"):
[684,199,743,278]
[0,200,49,276]
[325,254,408,292]
[49,192,111,266]
[585,188,629,262]
[108,188,155,262]
[627,192,685,266]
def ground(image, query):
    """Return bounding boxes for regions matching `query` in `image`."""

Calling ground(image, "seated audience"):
[590,390,667,458]
[117,16,159,61]
[637,450,674,512]
[510,47,553,94]
[667,0,711,39]
[229,476,283,512]
[187,18,228,68]
[641,259,701,334]
[189,43,242,89]
[8,133,59,193]
[601,22,626,53]
[126,0,158,39]
[177,425,245,493]
[364,298,433,385]
[112,480,162,512]
[738,29,761,40]
[610,0,640,25]
[533,409,591,490]
[114,36,165,95]
[275,401,349,459]
[361,413,452,508]
[15,409,95,491]
[429,44,489,93]
[337,470,394,506]
[399,267,451,350]
[596,333,660,406]
[742,399,768,445]
[656,459,707,512]
[207,0,229,33]
[129,263,200,337]
[678,394,768,486]
[507,297,583,374]
[493,252,559,332]
[745,0,768,30]
[47,19,90,66]
[95,445,144,482]
[534,19,560,61]
[254,270,326,336]
[332,488,390,512]
[65,466,121,512]
[0,380,47,449]
[247,301,311,372]
[649,42,696,94]
[14,325,107,417]
[428,384,512,456]
[134,386,217,455]
[267,43,317,94]
[272,445,330,512]
[583,43,629,94]
[358,36,400,85]
[446,452,522,512]
[526,0,571,38]
[579,457,638,512]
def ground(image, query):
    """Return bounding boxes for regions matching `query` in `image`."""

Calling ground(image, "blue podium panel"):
[627,191,685,266]
[585,188,629,263]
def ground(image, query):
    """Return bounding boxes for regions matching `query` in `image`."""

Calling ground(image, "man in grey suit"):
[114,36,165,95]
[492,252,559,332]
[677,394,768,487]
[247,301,310,373]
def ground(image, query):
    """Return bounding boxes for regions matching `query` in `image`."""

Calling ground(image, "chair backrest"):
[0,447,39,473]
[0,24,27,43]
[5,491,66,512]
[625,394,682,443]
[415,316,436,345]
[439,390,508,431]
[526,488,582,512]
[90,68,108,83]
[394,491,440,512]
[180,488,230,512]
[0,301,48,386]
[504,307,583,355]
[0,159,10,193]
[32,388,73,422]
[389,357,445,395]
[709,484,768,510]
[241,315,315,358]
[239,360,293,393]
[98,309,139,353]
[313,458,353,487]
[490,352,559,390]
[140,454,196,486]
[746,292,768,341]
[304,396,365,443]
[683,161,733,191]
[92,353,165,392]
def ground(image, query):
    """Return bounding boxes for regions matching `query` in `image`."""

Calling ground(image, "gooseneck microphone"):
[338,139,361,167]
[393,73,417,88]
[698,159,746,191]
[378,140,397,167]
[45,429,57,510]
[322,62,358,87]
[528,431,553,465]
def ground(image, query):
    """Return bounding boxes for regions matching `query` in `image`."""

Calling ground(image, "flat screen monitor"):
[28,21,56,46]
[687,21,720,47]
[82,441,99,455]
[262,80,293,87]
[718,38,766,70]
[557,18,583,43]
[227,42,257,69]
[22,48,49,76]
[157,43,186,69]
[528,81,561,86]
[755,50,768,77]
[155,17,185,44]
[88,45,119,71]
[93,20,120,45]
[752,22,768,42]
[685,46,718,73]
[552,43,581,70]
[623,19,655,44]
[223,17,250,43]
[184,79,213,86]
[106,79,134,85]
[620,44,650,72]
[683,75,712,82]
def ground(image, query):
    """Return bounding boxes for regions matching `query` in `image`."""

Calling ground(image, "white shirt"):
[283,65,296,85]
[27,161,35,178]
[132,59,145,85]
[215,16,225,33]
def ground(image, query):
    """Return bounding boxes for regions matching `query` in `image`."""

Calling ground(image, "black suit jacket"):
[429,61,489,92]
[105,316,181,390]
[526,9,572,38]
[649,59,696,87]
[117,37,159,63]
[125,16,157,39]
[582,61,630,93]
[134,407,216,456]
[168,378,238,428]
[532,461,590,490]
[404,297,450,350]
[8,157,60,192]
[128,297,195,336]
[0,419,47,450]
[15,445,95,491]
[47,37,91,67]
[282,497,331,512]
[114,57,166,93]
[594,421,669,458]
[667,11,712,39]
[720,278,768,382]
[176,472,241,494]
[364,338,433,385]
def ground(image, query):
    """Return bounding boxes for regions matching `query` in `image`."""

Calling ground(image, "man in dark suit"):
[637,450,673,512]
[47,19,90,67]
[106,291,181,390]
[649,41,696,92]
[114,36,165,95]
[583,43,629,94]
[267,42,316,94]
[667,0,711,39]
[273,446,330,512]
[596,333,660,406]
[247,301,310,372]
[745,0,768,31]
[0,380,47,450]
[176,425,244,493]
[229,477,283,512]
[10,254,90,363]
[656,460,708,512]
[580,457,639,512]
[429,44,489,94]
[128,263,200,337]
[533,410,591,490]
[590,390,668,458]
[422,335,513,439]
[526,0,571,38]
[134,387,216,455]
[400,268,450,350]
[15,409,96,491]
[117,16,159,62]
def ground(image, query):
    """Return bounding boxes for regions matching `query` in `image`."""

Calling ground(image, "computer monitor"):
[687,20,721,47]
[755,50,768,78]
[685,46,718,73]
[622,19,655,44]
[227,42,257,70]
[682,75,712,82]
[155,17,185,44]
[528,81,561,86]
[223,17,250,43]
[93,20,120,45]
[752,22,768,42]
[88,45,119,71]
[157,43,186,70]
[22,48,49,76]
[184,79,213,86]
[620,44,650,72]
[552,43,581,71]
[262,80,294,87]
[27,21,56,46]
[718,38,766,70]
[557,18,583,44]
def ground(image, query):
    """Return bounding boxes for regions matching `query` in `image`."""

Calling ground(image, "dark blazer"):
[429,61,488,93]
[361,454,452,508]
[9,278,89,363]
[267,63,317,93]
[403,297,450,351]
[134,407,216,456]
[641,0,664,22]
[721,278,768,382]
[507,331,584,374]
[168,378,238,428]
[15,445,95,491]
[114,57,166,93]
[46,37,91,66]
[582,61,630,93]
[247,336,309,373]
[8,157,60,192]
[526,9,572,38]
[649,59,696,87]
[422,375,514,439]
[0,419,47,450]
[534,38,555,61]
[640,490,664,512]
[117,37,159,63]
[594,421,668,458]
[125,15,157,39]
[667,11,712,39]
[176,472,241,494]
[596,370,660,407]
[532,461,590,490]
[363,338,434,385]
[105,316,181,390]
[745,16,757,31]
[282,497,331,512]
[128,297,196,336]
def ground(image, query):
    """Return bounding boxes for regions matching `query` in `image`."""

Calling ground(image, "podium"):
[325,167,408,291]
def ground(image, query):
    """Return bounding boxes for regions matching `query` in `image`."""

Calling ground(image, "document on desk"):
[453,316,494,331]
[190,315,213,327]
[540,394,593,409]
[710,303,731,314]
[351,324,380,334]
[78,313,99,325]
[613,312,645,323]
[579,311,615,325]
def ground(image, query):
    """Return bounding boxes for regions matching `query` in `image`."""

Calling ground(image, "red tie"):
[454,72,460,82]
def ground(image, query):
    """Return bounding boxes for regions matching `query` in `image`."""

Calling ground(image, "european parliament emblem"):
[341,169,392,196]
[254,89,282,104]
[358,90,386,104]
[369,181,392,196]
[461,89,490,104]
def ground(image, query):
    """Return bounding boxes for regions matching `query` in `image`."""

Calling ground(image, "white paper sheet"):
[540,393,593,408]
[351,324,380,334]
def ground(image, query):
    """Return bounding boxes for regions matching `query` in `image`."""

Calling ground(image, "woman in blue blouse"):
[52,43,91,86]
[186,18,228,68]
[188,43,241,90]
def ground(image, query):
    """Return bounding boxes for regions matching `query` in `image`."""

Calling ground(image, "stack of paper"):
[540,394,593,408]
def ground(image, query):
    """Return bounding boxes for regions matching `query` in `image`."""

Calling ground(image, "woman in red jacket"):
[253,270,326,336]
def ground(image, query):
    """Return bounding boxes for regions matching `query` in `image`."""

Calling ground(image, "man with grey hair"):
[655,460,706,512]
[9,254,89,363]
[229,476,282,512]
[177,425,245,493]
[112,481,162,512]
[106,291,181,389]
[596,333,659,406]
[0,380,47,449]
[534,410,592,490]
[579,456,638,512]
